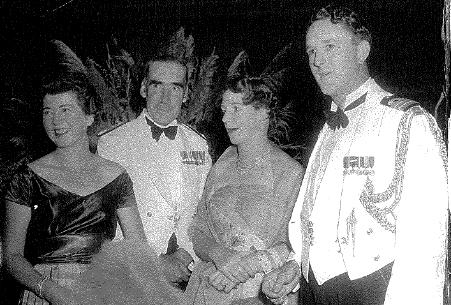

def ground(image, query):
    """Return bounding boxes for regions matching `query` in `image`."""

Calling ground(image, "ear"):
[182,87,188,104]
[86,114,95,127]
[140,80,147,98]
[357,40,370,64]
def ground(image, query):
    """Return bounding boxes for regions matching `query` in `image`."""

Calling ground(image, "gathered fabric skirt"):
[19,263,89,305]
[19,241,186,305]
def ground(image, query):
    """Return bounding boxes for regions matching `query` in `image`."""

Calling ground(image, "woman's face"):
[43,91,93,148]
[221,90,268,145]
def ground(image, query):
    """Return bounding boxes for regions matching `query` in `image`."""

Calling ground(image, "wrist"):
[256,251,273,274]
[36,276,49,298]
[40,279,62,303]
[209,245,235,268]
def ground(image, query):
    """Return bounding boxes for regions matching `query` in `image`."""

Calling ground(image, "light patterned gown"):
[186,145,303,305]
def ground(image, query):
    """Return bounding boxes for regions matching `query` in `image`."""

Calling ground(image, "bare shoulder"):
[270,146,304,176]
[95,155,126,180]
[27,153,59,174]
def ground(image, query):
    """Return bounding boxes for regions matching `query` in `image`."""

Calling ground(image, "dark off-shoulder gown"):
[4,166,184,305]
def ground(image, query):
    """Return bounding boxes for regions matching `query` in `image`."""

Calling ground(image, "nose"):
[52,112,64,125]
[312,51,325,68]
[222,110,230,124]
[161,86,172,103]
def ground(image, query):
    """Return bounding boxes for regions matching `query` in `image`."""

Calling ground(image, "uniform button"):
[374,255,380,261]
[367,228,373,235]
[146,212,152,217]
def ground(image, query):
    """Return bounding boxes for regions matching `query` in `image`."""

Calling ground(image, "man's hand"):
[261,260,300,304]
[159,249,193,285]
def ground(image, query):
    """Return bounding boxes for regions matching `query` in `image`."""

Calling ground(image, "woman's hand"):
[208,270,237,293]
[44,282,85,305]
[215,252,251,285]
[237,251,264,278]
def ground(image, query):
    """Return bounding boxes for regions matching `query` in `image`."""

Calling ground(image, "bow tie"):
[324,93,367,131]
[146,117,178,141]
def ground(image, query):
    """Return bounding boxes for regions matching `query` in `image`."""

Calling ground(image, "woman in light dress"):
[185,76,305,305]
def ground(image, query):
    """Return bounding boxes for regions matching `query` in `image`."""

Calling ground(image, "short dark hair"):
[309,4,372,46]
[42,72,97,115]
[143,55,188,86]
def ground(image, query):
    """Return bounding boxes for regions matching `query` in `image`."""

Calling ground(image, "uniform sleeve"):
[384,113,448,304]
[114,172,137,209]
[4,169,34,208]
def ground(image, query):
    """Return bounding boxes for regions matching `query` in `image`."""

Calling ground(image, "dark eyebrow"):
[148,80,185,89]
[42,104,76,110]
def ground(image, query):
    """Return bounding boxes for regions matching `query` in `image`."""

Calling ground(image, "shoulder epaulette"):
[97,121,129,137]
[380,95,420,112]
[181,123,206,140]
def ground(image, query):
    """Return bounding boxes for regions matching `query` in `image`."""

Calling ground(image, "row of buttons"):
[146,212,181,222]
[335,228,379,261]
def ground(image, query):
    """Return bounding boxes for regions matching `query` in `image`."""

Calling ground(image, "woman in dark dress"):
[2,74,147,305]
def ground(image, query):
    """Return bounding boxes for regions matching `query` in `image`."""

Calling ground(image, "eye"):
[326,44,335,50]
[306,48,316,57]
[172,85,183,92]
[43,110,52,116]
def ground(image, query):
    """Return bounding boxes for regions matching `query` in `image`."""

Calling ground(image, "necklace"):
[236,155,267,175]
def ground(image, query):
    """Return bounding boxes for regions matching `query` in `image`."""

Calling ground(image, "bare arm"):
[3,202,81,304]
[117,205,147,242]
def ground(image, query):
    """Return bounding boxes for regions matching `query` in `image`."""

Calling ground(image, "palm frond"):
[183,49,219,125]
[261,43,293,92]
[227,51,249,79]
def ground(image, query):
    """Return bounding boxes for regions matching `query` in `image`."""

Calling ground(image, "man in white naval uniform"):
[97,57,212,289]
[262,5,448,305]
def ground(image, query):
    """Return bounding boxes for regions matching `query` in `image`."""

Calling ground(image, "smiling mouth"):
[54,129,69,136]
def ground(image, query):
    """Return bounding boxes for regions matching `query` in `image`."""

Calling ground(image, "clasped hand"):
[209,251,262,293]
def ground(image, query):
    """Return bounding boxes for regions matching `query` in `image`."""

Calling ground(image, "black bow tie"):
[324,93,367,131]
[146,117,178,141]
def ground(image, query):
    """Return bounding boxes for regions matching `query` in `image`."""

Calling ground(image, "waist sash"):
[27,234,108,265]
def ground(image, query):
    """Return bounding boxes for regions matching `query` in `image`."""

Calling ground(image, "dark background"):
[1,0,448,164]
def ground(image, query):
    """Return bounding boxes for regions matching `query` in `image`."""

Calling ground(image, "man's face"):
[306,19,362,100]
[141,61,186,126]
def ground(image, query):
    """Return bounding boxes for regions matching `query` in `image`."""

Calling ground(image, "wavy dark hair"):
[310,4,372,46]
[41,72,98,115]
[225,76,294,145]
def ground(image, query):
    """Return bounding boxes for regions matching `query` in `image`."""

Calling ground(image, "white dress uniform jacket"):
[97,110,212,260]
[289,78,448,304]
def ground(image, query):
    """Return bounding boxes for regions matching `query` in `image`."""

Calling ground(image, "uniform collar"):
[142,110,178,128]
[344,77,374,110]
